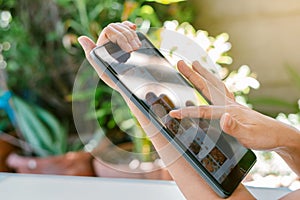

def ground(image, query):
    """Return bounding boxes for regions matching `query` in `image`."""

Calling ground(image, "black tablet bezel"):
[90,32,256,198]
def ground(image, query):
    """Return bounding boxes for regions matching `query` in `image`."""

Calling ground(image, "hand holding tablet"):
[89,31,256,198]
[78,22,300,200]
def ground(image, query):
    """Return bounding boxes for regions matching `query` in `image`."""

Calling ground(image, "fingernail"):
[177,60,186,68]
[226,113,232,127]
[169,110,180,118]
[78,36,86,46]
[127,44,133,52]
[192,61,198,65]
[131,24,137,29]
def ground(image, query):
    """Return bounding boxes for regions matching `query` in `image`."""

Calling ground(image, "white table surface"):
[0,172,292,200]
[0,173,186,200]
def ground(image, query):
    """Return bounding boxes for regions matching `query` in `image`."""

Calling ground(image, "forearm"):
[149,129,254,200]
[280,189,300,200]
[122,93,254,199]
[274,123,300,177]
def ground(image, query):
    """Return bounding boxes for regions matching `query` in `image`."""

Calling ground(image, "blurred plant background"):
[0,0,299,189]
[0,0,196,158]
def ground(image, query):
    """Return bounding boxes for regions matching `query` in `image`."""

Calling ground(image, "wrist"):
[274,123,300,154]
[273,123,300,176]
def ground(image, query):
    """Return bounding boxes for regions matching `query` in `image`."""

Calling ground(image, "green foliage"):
[247,65,300,117]
[12,96,68,156]
[0,0,194,156]
[0,0,264,161]
[286,65,300,89]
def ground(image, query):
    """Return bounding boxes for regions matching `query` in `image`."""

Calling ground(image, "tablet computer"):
[90,32,256,198]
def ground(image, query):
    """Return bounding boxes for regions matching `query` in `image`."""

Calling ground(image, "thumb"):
[220,113,243,138]
[78,36,96,56]
[78,35,118,91]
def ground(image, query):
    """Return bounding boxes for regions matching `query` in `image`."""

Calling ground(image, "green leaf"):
[54,0,72,7]
[286,65,300,89]
[12,97,52,156]
[88,4,105,21]
[13,96,67,156]
[74,0,90,35]
[34,105,68,155]
[248,97,297,110]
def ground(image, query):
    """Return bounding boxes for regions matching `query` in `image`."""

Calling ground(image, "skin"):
[78,21,300,199]
[78,21,253,199]
[169,61,300,200]
[7,20,300,199]
[169,61,300,178]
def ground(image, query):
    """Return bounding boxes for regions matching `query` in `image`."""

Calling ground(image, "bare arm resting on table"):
[78,21,300,199]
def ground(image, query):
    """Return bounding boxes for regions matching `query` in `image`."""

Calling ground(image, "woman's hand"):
[96,21,141,52]
[169,60,300,176]
[78,22,161,141]
[79,22,256,200]
[78,21,141,91]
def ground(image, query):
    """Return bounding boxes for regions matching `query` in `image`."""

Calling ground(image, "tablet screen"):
[92,33,255,189]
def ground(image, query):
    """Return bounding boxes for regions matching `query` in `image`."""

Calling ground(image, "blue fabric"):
[0,91,16,126]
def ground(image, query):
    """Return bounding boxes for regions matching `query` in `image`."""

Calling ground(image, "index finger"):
[169,105,226,119]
